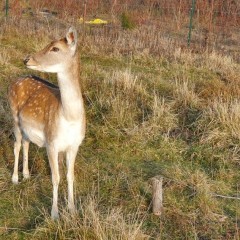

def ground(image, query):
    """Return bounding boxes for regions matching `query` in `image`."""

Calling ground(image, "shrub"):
[120,12,136,30]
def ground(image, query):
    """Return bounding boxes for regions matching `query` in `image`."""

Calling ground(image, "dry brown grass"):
[33,196,149,240]
[199,99,240,145]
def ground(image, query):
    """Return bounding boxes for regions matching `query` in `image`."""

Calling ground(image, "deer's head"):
[24,27,78,73]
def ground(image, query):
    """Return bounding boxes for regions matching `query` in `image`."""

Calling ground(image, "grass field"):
[0,11,240,239]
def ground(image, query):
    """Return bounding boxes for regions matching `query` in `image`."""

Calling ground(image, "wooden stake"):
[151,176,163,216]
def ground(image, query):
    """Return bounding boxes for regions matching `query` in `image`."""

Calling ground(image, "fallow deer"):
[8,27,86,219]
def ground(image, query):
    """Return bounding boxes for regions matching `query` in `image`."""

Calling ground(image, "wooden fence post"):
[150,176,163,216]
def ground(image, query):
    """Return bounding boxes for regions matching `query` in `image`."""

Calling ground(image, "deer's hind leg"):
[22,138,30,179]
[12,123,22,184]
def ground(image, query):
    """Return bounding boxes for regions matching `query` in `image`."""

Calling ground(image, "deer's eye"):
[51,47,59,52]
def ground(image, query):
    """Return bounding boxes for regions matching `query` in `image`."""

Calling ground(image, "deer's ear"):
[66,27,77,53]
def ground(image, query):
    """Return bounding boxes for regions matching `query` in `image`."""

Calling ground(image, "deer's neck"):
[57,56,84,121]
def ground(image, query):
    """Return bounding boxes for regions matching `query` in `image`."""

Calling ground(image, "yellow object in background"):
[79,18,108,24]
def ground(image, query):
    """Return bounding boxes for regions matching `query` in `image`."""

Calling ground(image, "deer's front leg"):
[66,147,78,213]
[47,147,60,220]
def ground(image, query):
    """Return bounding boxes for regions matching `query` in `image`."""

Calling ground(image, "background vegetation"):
[0,0,240,239]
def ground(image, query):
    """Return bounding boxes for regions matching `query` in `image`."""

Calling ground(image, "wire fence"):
[3,0,239,22]
[1,0,240,56]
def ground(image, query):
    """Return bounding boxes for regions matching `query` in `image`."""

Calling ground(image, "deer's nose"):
[23,56,31,65]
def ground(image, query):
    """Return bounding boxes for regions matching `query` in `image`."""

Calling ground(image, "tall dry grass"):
[33,196,149,240]
[199,99,240,145]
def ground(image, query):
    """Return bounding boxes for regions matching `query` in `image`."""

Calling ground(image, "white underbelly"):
[21,124,45,147]
[19,113,85,151]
